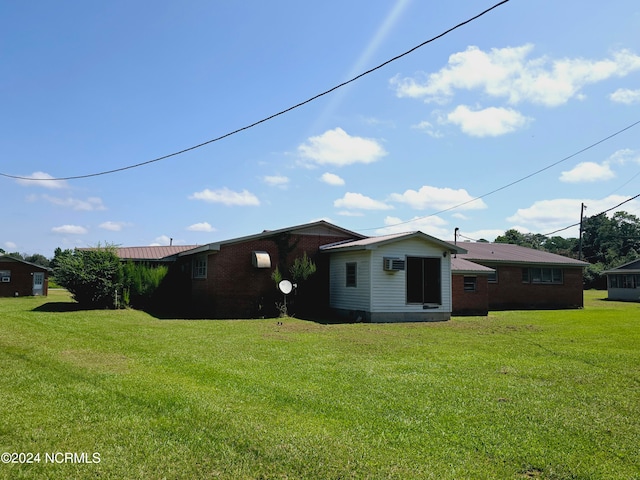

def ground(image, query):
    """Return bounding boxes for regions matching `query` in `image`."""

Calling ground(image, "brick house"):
[108,222,588,319]
[0,255,50,297]
[451,257,494,316]
[455,242,588,310]
[167,221,365,318]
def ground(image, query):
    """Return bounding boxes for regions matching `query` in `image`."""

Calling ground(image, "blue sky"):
[2,0,640,256]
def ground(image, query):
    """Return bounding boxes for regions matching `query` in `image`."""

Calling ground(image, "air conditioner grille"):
[383,257,405,271]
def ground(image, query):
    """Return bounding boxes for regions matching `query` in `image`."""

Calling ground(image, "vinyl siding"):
[369,239,452,313]
[327,238,452,314]
[328,251,371,311]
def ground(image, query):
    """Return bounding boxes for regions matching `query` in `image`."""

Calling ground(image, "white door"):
[33,272,44,296]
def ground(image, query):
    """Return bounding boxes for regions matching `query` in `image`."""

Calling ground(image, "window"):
[192,256,207,279]
[463,276,477,292]
[406,257,441,304]
[0,270,10,283]
[610,274,640,289]
[523,267,563,284]
[487,268,498,283]
[346,262,357,287]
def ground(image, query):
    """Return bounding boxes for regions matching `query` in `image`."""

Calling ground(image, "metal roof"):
[456,242,589,267]
[113,245,199,261]
[319,231,467,254]
[179,220,366,257]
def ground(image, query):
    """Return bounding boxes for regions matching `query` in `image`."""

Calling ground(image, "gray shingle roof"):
[451,257,495,274]
[457,242,588,266]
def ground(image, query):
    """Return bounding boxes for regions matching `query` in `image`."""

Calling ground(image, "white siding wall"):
[370,238,452,314]
[327,238,453,315]
[328,251,371,311]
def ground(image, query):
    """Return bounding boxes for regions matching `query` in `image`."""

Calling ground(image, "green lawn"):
[1,290,638,479]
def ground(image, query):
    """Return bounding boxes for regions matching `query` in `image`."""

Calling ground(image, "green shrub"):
[53,245,122,308]
[122,261,168,309]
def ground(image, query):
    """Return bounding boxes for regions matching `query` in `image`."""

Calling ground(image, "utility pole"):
[578,203,586,260]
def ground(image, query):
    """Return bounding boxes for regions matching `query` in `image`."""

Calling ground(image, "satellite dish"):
[278,280,293,295]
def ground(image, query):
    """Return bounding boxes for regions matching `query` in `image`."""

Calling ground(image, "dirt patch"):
[59,350,131,374]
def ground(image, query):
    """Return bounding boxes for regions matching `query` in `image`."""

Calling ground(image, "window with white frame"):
[0,270,10,283]
[192,256,207,279]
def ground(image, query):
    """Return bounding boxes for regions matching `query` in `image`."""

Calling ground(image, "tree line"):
[491,211,640,288]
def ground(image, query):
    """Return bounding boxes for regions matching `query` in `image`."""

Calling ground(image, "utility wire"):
[542,193,640,236]
[362,118,640,231]
[0,0,510,183]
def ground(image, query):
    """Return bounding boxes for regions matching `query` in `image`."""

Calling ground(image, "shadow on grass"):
[32,302,94,313]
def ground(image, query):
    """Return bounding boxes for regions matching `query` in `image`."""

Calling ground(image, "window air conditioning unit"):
[1,277,10,283]
[383,257,405,272]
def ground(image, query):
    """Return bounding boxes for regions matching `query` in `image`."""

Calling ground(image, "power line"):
[0,0,510,183]
[362,118,640,231]
[543,193,640,236]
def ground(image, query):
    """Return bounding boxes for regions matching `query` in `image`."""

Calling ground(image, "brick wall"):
[190,234,353,318]
[452,274,489,316]
[487,265,584,310]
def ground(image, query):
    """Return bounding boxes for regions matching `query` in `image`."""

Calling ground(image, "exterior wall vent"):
[383,257,405,272]
[252,251,271,269]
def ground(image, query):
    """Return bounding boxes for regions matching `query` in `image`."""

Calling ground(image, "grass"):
[0,290,638,479]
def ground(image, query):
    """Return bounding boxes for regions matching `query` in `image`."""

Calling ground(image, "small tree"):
[289,251,316,283]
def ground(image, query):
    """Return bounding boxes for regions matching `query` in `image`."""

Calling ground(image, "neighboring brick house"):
[0,255,50,297]
[456,242,588,310]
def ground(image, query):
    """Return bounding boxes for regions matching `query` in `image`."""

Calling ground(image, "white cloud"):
[42,195,106,211]
[411,120,444,138]
[187,222,215,232]
[507,195,640,234]
[15,171,68,189]
[4,241,17,250]
[560,161,616,183]
[389,185,487,211]
[375,215,449,237]
[460,229,506,243]
[52,225,88,235]
[336,210,364,217]
[189,187,260,206]
[391,45,640,107]
[559,149,639,183]
[446,105,530,137]
[150,235,171,246]
[298,128,387,166]
[99,221,131,232]
[609,88,640,104]
[320,172,345,186]
[607,148,640,165]
[334,192,393,211]
[263,175,289,188]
